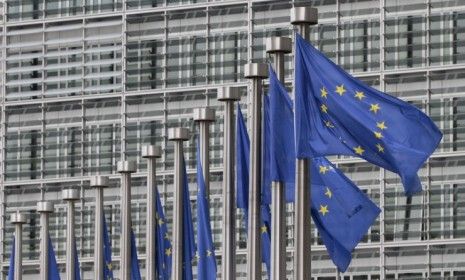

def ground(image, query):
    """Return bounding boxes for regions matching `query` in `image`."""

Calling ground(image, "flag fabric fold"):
[103,215,114,280]
[7,238,14,280]
[196,141,217,280]
[74,241,81,280]
[294,33,442,196]
[130,231,142,280]
[182,156,196,280]
[155,189,172,280]
[48,236,61,280]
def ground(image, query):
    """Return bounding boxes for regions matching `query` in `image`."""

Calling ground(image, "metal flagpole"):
[142,145,162,280]
[117,160,137,280]
[90,175,110,280]
[193,107,215,196]
[218,87,241,280]
[266,36,292,280]
[11,212,26,280]
[37,201,54,280]
[168,128,189,280]
[244,63,268,280]
[291,6,318,280]
[62,189,80,280]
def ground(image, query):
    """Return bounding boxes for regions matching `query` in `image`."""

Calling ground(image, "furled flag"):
[130,231,142,280]
[182,155,196,280]
[48,236,61,280]
[103,216,114,280]
[196,141,217,280]
[235,105,272,277]
[268,64,381,271]
[294,33,442,196]
[74,241,81,280]
[155,189,172,280]
[7,238,14,280]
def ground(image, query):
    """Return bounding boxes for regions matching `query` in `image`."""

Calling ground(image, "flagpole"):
[291,6,318,280]
[244,63,268,280]
[37,201,54,280]
[193,107,215,196]
[266,36,292,280]
[117,160,137,280]
[142,145,162,280]
[11,212,26,280]
[90,175,110,280]
[62,189,80,280]
[168,128,189,280]
[218,87,241,280]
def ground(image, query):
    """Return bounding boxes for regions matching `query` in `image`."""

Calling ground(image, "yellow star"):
[165,247,172,256]
[107,262,112,271]
[206,250,212,257]
[374,131,383,139]
[321,104,328,113]
[158,218,165,226]
[335,85,346,96]
[354,91,365,100]
[325,187,332,198]
[261,225,268,234]
[319,165,329,174]
[324,120,334,128]
[376,143,385,153]
[319,205,329,216]
[370,103,380,113]
[377,121,387,130]
[320,87,328,99]
[164,233,170,240]
[353,146,365,155]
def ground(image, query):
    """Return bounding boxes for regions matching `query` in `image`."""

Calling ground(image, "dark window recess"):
[29,209,36,259]
[407,16,413,68]
[30,130,39,180]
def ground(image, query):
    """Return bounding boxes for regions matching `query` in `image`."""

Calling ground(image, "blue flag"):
[155,189,172,280]
[130,231,142,280]
[48,236,61,280]
[103,216,114,279]
[235,105,272,277]
[7,238,14,280]
[74,241,81,280]
[268,64,381,271]
[182,155,196,280]
[294,33,442,196]
[196,141,217,280]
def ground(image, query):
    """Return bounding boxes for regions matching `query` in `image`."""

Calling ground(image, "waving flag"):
[155,189,172,280]
[7,238,14,280]
[74,241,81,280]
[196,141,217,280]
[182,156,196,280]
[130,231,142,280]
[103,216,114,279]
[294,33,442,196]
[48,236,61,280]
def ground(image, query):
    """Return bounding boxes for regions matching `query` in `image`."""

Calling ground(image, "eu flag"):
[7,238,14,280]
[103,215,114,280]
[130,231,142,280]
[268,64,380,271]
[196,141,217,280]
[182,155,196,280]
[74,241,81,280]
[48,236,61,280]
[294,33,442,196]
[155,189,172,280]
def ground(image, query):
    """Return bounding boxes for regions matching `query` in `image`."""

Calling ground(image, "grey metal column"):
[62,189,80,280]
[37,201,54,280]
[266,36,292,280]
[117,160,137,280]
[244,63,268,280]
[11,212,27,280]
[193,107,215,195]
[90,175,110,280]
[218,87,241,280]
[168,128,190,280]
[142,145,162,280]
[291,6,318,280]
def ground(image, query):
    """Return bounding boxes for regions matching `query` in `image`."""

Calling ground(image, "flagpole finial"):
[244,63,268,79]
[90,175,110,188]
[218,87,241,101]
[117,160,137,173]
[62,189,80,201]
[168,128,189,141]
[290,7,318,25]
[142,145,162,158]
[266,37,292,54]
[11,212,27,224]
[37,201,54,213]
[193,107,215,122]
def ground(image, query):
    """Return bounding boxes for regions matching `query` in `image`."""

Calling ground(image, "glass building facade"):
[0,0,465,279]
